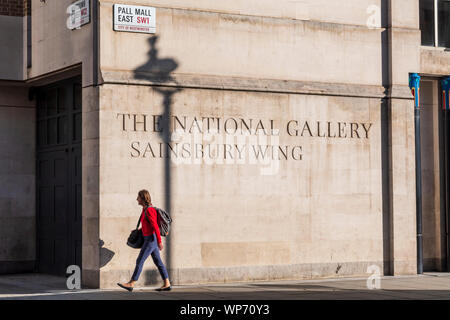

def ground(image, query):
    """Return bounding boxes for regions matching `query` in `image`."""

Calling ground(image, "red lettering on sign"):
[137,17,149,24]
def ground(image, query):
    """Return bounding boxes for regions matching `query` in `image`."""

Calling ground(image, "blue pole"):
[409,73,422,274]
[442,78,450,111]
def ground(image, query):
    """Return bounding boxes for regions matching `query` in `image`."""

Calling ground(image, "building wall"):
[103,0,383,27]
[0,1,33,274]
[2,0,446,286]
[27,0,97,282]
[0,0,28,81]
[388,0,420,276]
[0,85,36,273]
[89,0,422,288]
[97,84,384,287]
[29,0,94,86]
[420,48,450,76]
[81,84,100,287]
[100,1,384,86]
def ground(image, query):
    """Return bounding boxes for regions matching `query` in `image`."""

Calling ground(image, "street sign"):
[113,4,156,34]
[67,0,90,30]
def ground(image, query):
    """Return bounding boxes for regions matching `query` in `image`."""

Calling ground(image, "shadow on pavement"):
[2,286,450,300]
[1,274,450,300]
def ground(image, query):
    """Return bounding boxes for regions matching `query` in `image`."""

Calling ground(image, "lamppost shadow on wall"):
[133,35,181,284]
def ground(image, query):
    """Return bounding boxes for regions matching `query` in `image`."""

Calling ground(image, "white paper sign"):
[113,4,156,34]
[67,0,90,30]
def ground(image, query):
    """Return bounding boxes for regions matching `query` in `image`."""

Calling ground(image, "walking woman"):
[117,190,171,292]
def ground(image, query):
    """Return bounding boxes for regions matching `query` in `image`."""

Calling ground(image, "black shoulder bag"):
[126,210,149,249]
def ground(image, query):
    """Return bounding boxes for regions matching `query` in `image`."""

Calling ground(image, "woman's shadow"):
[99,239,115,268]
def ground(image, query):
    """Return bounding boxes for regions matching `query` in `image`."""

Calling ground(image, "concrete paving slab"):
[2,273,450,300]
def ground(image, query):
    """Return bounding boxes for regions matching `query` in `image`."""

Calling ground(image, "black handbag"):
[127,228,144,249]
[126,210,148,249]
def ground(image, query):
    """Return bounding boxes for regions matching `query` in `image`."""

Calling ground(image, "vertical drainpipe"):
[93,0,99,87]
[92,0,99,286]
[409,73,423,274]
[381,0,393,276]
[441,77,450,271]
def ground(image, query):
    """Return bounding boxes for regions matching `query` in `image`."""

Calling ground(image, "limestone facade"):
[1,0,449,288]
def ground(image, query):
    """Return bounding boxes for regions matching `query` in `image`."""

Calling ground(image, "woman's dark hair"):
[138,189,152,206]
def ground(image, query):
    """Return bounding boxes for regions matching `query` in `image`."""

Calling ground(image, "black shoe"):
[156,286,171,292]
[117,283,133,292]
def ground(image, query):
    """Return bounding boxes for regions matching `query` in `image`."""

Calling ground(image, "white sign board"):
[113,4,156,34]
[67,0,90,30]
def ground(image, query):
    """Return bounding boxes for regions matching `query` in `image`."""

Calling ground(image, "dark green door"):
[36,77,82,276]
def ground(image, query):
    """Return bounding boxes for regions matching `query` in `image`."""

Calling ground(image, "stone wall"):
[0,0,26,81]
[96,83,385,287]
[88,0,422,288]
[29,0,94,86]
[0,85,36,274]
[0,0,428,287]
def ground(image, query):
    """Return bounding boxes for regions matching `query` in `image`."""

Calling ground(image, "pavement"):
[1,272,450,300]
